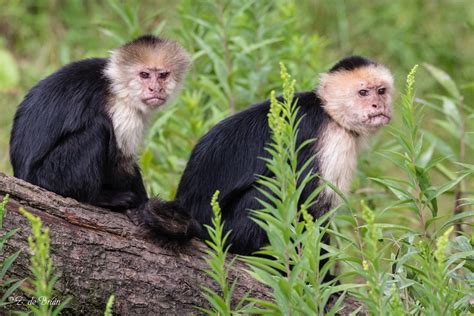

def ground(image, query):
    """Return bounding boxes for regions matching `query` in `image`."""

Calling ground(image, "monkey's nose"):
[372,104,378,108]
[148,87,154,92]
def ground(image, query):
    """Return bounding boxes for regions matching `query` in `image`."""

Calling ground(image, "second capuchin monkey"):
[10,35,191,210]
[136,56,394,254]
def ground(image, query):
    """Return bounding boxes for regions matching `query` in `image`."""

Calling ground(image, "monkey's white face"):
[104,39,190,114]
[317,65,394,135]
[134,67,177,108]
[350,81,393,130]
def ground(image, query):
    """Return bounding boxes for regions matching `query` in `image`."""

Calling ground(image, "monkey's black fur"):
[10,58,147,210]
[176,91,330,254]
[329,55,375,73]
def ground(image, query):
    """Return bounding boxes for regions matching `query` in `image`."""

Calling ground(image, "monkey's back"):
[10,58,111,184]
[175,91,328,253]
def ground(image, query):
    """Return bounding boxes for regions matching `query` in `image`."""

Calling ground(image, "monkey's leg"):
[95,164,149,210]
[31,129,108,203]
[220,187,270,255]
[92,190,143,210]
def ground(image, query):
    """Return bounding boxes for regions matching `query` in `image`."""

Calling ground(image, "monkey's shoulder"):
[30,58,110,94]
[14,58,114,145]
[19,58,111,119]
[202,91,326,143]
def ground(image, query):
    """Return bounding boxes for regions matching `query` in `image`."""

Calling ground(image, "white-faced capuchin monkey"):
[10,35,191,210]
[136,56,394,254]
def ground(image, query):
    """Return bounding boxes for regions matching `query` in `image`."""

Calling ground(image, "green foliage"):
[176,0,325,110]
[200,65,349,315]
[142,0,326,198]
[104,294,115,316]
[0,48,20,90]
[101,0,148,41]
[17,208,70,316]
[303,1,474,85]
[0,195,23,309]
[356,201,392,313]
[200,190,246,315]
[201,63,473,315]
[372,65,470,231]
[0,194,8,228]
[240,64,347,315]
[0,1,473,314]
[349,66,474,315]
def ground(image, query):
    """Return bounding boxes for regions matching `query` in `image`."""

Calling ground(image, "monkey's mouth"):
[364,113,391,126]
[143,96,167,107]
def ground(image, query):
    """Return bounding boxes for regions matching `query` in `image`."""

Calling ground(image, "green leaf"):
[436,211,474,236]
[51,297,72,316]
[0,251,20,279]
[440,96,461,124]
[428,173,469,201]
[423,63,461,100]
[415,165,437,217]
[0,48,20,90]
[369,177,412,200]
[0,278,23,303]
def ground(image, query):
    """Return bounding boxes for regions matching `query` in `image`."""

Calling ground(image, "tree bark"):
[0,173,364,315]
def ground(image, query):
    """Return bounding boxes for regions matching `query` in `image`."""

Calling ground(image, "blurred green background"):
[1,2,473,311]
[0,0,472,209]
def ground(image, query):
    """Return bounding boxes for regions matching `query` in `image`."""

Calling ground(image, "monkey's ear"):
[316,73,330,101]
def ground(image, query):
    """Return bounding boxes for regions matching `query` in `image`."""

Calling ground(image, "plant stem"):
[454,96,465,234]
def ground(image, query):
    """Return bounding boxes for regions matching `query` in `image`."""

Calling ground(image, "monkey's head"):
[317,56,394,135]
[105,35,191,111]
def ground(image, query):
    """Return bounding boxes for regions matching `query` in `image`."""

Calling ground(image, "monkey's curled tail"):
[128,197,202,242]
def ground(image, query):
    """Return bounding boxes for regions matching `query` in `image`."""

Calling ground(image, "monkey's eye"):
[358,89,369,97]
[377,88,386,95]
[139,72,150,79]
[159,71,170,80]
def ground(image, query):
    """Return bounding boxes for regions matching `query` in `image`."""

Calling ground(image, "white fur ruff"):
[317,121,367,205]
[108,97,149,158]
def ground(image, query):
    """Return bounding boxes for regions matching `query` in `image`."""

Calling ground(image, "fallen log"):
[0,173,363,315]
